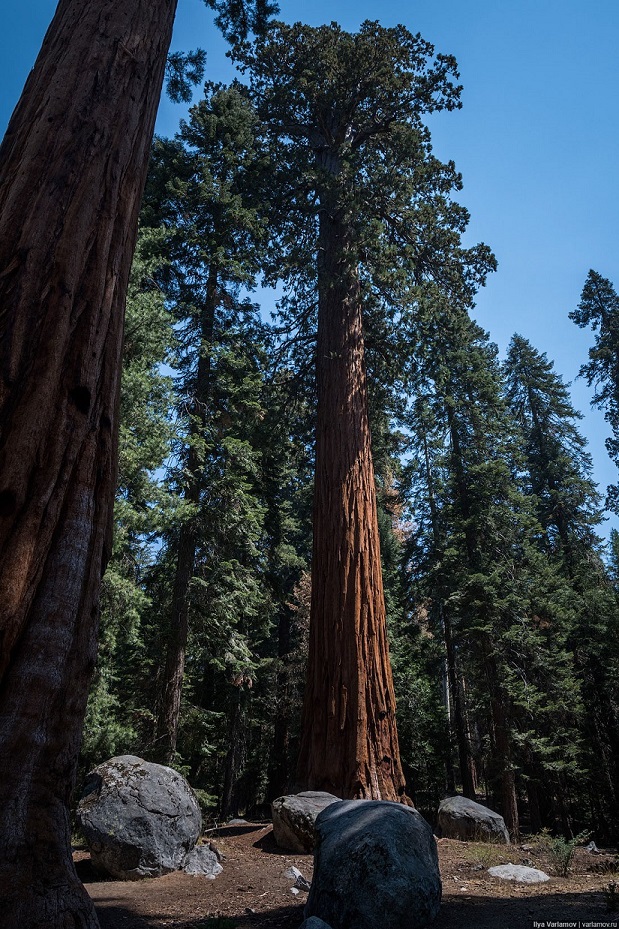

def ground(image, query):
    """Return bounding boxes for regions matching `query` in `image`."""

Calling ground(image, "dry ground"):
[77,822,619,929]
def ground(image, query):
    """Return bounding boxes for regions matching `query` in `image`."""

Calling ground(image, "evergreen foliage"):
[571,270,619,513]
[504,332,619,838]
[76,30,619,840]
[401,301,586,837]
[81,237,177,773]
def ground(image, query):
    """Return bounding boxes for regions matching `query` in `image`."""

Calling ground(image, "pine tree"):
[81,236,177,772]
[141,83,270,764]
[235,20,493,801]
[504,333,619,836]
[402,300,583,838]
[504,333,602,563]
[571,270,619,511]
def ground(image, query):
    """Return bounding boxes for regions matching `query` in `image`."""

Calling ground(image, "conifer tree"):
[81,237,177,772]
[0,4,178,924]
[571,270,619,511]
[402,301,583,838]
[504,333,619,836]
[504,333,602,563]
[235,20,493,801]
[0,0,277,918]
[142,83,269,764]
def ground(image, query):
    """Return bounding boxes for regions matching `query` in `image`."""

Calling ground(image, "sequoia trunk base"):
[0,1,177,925]
[297,212,407,802]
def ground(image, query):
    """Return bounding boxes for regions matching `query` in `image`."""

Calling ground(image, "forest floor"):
[77,821,619,929]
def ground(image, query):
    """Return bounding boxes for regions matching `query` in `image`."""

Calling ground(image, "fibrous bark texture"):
[0,2,177,925]
[297,211,407,802]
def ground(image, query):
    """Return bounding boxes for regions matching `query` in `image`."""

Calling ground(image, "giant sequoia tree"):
[236,21,492,800]
[0,0,272,924]
[0,3,178,924]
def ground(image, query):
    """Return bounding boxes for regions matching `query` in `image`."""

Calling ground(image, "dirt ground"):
[77,822,619,929]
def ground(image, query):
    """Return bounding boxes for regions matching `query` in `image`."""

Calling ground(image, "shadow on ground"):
[94,901,304,929]
[436,890,617,929]
[93,893,618,929]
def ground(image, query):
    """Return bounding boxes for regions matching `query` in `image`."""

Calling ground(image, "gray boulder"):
[272,791,340,853]
[182,844,223,878]
[437,795,510,843]
[77,755,202,880]
[300,919,333,929]
[305,799,441,929]
[488,863,550,883]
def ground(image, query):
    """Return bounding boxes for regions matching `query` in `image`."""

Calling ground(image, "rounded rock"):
[305,799,441,929]
[437,795,510,843]
[271,791,340,853]
[77,755,202,880]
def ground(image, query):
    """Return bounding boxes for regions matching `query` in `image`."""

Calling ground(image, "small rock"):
[295,873,312,892]
[291,887,300,895]
[182,845,223,878]
[272,791,340,853]
[585,841,600,854]
[285,865,312,891]
[488,864,550,883]
[228,818,248,825]
[437,796,510,844]
[299,919,333,929]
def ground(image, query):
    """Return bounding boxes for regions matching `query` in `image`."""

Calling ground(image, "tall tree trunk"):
[156,269,217,763]
[443,609,477,799]
[296,208,407,801]
[484,647,519,840]
[221,687,244,819]
[268,609,293,799]
[421,430,476,798]
[0,2,177,925]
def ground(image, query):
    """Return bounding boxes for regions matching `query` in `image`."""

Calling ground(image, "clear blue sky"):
[2,0,618,534]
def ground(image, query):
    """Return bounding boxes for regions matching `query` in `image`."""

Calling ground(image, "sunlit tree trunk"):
[0,2,177,925]
[297,205,407,801]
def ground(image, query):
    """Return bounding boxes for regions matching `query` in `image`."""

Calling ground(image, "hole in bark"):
[378,710,388,720]
[100,414,112,430]
[382,755,391,764]
[0,488,17,516]
[69,385,91,414]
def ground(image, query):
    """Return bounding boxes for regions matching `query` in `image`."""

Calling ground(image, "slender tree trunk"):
[421,429,476,798]
[0,2,177,925]
[268,610,293,799]
[443,610,477,799]
[484,649,519,840]
[296,207,407,801]
[156,269,217,763]
[221,688,244,818]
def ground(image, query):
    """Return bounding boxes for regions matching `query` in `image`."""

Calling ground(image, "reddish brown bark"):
[0,2,177,925]
[296,208,407,802]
